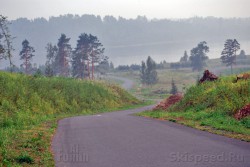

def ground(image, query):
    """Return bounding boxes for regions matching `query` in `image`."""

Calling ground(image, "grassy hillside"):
[138,73,250,141]
[0,71,139,166]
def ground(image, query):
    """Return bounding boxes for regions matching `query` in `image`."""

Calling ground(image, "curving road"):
[52,77,250,167]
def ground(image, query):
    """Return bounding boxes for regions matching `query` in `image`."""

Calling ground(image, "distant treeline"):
[115,49,250,72]
[8,15,250,65]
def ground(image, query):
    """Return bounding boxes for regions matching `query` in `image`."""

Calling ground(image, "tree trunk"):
[25,51,28,74]
[87,60,90,79]
[235,50,237,65]
[81,48,84,79]
[81,60,84,79]
[91,53,95,80]
[62,51,65,76]
[25,57,27,74]
[92,60,94,80]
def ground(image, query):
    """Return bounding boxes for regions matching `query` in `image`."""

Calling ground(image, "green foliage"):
[238,50,247,59]
[189,41,209,71]
[221,39,240,74]
[19,39,35,74]
[173,74,250,130]
[16,152,34,164]
[170,78,178,95]
[140,56,158,85]
[180,50,189,63]
[45,63,53,77]
[138,73,250,140]
[0,71,139,166]
[109,62,114,70]
[140,61,146,83]
[45,43,57,77]
[173,75,250,115]
[72,33,106,79]
[240,118,250,128]
[33,69,43,77]
[54,34,71,77]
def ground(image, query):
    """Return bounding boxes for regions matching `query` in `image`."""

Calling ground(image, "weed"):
[16,152,34,164]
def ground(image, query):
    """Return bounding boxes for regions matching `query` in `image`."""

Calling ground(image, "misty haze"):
[1,15,250,67]
[1,0,250,167]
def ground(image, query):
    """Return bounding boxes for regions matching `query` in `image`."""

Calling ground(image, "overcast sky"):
[1,0,250,20]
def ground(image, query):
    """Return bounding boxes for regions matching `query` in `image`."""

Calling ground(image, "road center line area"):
[52,105,250,167]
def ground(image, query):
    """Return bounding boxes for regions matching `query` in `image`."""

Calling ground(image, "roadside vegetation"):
[138,73,250,141]
[111,54,250,101]
[0,71,140,166]
[111,69,199,100]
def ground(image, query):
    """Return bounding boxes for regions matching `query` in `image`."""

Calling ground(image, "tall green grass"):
[172,75,250,115]
[138,73,250,141]
[0,71,139,166]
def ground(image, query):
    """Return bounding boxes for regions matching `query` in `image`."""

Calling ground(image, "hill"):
[0,71,139,166]
[138,73,250,141]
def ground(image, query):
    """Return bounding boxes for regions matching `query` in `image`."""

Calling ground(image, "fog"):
[1,15,249,67]
[1,0,250,19]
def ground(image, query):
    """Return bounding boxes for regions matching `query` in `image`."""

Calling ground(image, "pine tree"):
[232,39,240,64]
[72,33,106,79]
[19,39,35,74]
[141,56,158,85]
[189,41,209,71]
[72,33,89,78]
[170,78,178,95]
[180,50,188,63]
[88,34,105,79]
[221,39,240,74]
[146,56,158,85]
[140,61,146,84]
[45,63,53,77]
[109,62,114,70]
[238,50,247,59]
[54,34,71,77]
[45,43,57,77]
[34,68,43,77]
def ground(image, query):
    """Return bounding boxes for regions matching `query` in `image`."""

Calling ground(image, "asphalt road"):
[52,106,250,167]
[52,77,250,167]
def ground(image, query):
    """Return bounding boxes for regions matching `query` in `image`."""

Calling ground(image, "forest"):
[3,15,250,67]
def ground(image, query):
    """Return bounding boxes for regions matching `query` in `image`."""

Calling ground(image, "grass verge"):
[0,71,143,166]
[137,73,250,142]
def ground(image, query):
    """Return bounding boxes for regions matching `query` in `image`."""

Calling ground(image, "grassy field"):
[111,69,200,100]
[111,62,250,101]
[137,73,250,141]
[0,71,141,167]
